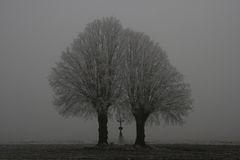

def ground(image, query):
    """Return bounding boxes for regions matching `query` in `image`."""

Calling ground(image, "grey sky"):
[0,0,240,143]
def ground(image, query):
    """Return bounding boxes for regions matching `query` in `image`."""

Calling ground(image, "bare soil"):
[0,144,239,159]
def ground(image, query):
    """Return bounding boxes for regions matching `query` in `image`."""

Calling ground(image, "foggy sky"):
[0,0,240,143]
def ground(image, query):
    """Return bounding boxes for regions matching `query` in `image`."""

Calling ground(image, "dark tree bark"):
[97,113,108,145]
[134,113,148,146]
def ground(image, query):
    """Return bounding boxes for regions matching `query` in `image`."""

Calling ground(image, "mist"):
[0,0,240,144]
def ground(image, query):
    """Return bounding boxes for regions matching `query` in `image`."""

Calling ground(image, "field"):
[0,144,240,160]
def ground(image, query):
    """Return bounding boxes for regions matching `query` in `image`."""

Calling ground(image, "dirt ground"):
[0,144,239,160]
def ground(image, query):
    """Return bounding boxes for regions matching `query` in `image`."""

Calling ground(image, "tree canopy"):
[49,17,193,146]
[49,17,125,144]
[122,29,192,145]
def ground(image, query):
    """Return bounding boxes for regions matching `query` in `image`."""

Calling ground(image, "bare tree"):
[122,29,193,146]
[49,17,125,145]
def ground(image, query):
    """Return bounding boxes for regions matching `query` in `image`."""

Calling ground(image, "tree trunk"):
[134,115,147,146]
[97,113,108,145]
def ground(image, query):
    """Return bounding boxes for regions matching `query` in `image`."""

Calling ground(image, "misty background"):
[0,0,239,144]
